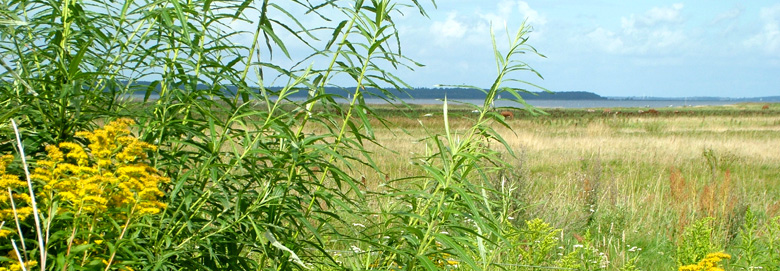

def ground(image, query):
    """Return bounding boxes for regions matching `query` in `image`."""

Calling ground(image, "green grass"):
[2,0,780,269]
[348,104,780,270]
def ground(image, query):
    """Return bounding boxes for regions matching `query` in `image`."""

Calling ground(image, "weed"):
[678,252,731,271]
[677,217,718,267]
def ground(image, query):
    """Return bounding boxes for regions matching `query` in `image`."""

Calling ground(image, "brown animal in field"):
[647,109,659,115]
[500,111,514,119]
[603,108,611,114]
[763,104,770,110]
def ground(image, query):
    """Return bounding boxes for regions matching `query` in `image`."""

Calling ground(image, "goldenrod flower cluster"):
[678,252,731,271]
[0,255,37,271]
[0,154,33,238]
[31,119,168,216]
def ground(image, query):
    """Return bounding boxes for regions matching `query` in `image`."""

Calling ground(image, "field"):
[3,0,779,269]
[340,103,780,269]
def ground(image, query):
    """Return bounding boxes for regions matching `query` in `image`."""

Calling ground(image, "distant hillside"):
[119,81,779,101]
[271,86,607,100]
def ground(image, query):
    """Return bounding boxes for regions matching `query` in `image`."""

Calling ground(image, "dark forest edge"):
[87,80,780,101]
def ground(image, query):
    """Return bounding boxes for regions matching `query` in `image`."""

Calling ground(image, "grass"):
[343,103,780,270]
[3,0,779,269]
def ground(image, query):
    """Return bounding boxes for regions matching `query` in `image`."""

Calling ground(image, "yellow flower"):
[678,252,730,271]
[0,154,33,224]
[33,119,167,217]
[3,119,167,271]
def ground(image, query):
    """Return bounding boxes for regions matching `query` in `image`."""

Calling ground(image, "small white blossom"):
[351,245,364,254]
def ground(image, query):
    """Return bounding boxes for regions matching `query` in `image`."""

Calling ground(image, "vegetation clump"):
[0,0,779,269]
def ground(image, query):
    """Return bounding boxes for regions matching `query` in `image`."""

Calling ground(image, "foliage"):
[678,217,718,267]
[3,0,777,269]
[0,0,553,269]
[678,252,731,271]
[516,218,561,266]
[556,231,609,271]
[768,216,780,269]
[733,207,762,270]
[1,120,167,270]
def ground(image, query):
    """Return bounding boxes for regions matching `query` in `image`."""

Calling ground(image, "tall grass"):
[0,0,554,270]
[357,109,780,270]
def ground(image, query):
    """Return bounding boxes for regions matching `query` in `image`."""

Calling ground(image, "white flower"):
[351,245,364,254]
[573,244,584,248]
[352,223,366,228]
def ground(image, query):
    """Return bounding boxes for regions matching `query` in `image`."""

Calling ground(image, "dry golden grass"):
[350,108,780,246]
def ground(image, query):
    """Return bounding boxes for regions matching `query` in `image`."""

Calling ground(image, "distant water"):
[362,98,742,109]
[127,94,743,109]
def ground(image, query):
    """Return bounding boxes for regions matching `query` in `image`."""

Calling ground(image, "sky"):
[234,1,780,98]
[390,1,780,98]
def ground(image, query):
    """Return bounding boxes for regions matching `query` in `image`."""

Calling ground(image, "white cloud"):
[516,1,547,27]
[430,12,467,44]
[711,7,743,25]
[474,1,547,43]
[586,3,688,56]
[621,3,684,32]
[586,27,624,53]
[428,1,547,48]
[643,3,684,25]
[744,4,780,54]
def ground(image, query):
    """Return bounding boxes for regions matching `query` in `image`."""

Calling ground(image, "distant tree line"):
[268,86,607,100]
[118,82,779,101]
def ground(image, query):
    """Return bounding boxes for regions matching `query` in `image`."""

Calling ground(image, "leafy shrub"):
[678,252,731,271]
[0,0,557,270]
[678,217,718,267]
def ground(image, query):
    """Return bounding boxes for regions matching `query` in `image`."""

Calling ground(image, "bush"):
[1,0,547,270]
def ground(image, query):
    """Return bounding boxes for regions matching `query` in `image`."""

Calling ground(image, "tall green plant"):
[363,23,546,270]
[1,0,552,270]
[2,0,441,270]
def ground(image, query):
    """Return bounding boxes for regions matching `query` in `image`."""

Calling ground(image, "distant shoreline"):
[121,81,780,102]
[124,93,765,109]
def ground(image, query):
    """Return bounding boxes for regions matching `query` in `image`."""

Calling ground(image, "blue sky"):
[231,1,779,98]
[381,1,780,98]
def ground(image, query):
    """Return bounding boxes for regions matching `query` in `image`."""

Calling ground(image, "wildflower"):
[678,252,731,271]
[34,119,168,216]
[0,155,33,236]
[350,245,364,254]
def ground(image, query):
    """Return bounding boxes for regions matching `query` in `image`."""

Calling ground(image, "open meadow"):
[2,0,778,269]
[336,103,780,270]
